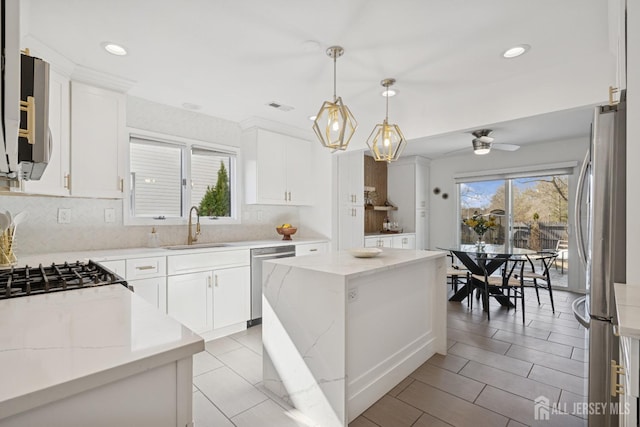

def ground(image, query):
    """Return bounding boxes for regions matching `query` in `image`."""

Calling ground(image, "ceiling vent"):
[266,101,294,112]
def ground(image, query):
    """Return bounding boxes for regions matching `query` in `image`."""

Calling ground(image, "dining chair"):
[522,252,558,313]
[446,252,470,305]
[470,256,526,322]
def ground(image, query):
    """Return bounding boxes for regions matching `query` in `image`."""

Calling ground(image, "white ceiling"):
[22,0,613,158]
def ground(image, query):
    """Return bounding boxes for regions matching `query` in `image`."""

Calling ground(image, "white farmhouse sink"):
[164,242,234,250]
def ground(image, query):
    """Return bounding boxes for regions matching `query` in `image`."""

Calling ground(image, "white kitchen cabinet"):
[295,242,329,256]
[212,266,250,330]
[364,236,393,248]
[167,249,251,338]
[98,259,126,277]
[388,156,430,249]
[129,277,167,313]
[337,151,364,250]
[70,82,126,198]
[340,205,365,250]
[338,150,364,206]
[167,271,212,334]
[618,334,639,427]
[392,234,416,249]
[243,128,312,205]
[22,69,70,196]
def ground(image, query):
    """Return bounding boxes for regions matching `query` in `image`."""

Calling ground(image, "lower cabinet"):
[364,236,393,248]
[212,266,250,330]
[128,277,167,313]
[393,234,416,249]
[167,266,250,336]
[167,271,212,334]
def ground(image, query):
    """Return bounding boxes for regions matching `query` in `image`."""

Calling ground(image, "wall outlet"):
[347,287,358,303]
[104,208,116,223]
[57,208,71,224]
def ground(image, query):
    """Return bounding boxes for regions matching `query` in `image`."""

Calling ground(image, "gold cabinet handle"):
[64,173,70,189]
[611,360,625,397]
[214,274,219,287]
[609,86,619,106]
[284,191,287,201]
[19,96,36,145]
[135,265,155,271]
[288,191,291,201]
[207,276,212,288]
[119,178,124,192]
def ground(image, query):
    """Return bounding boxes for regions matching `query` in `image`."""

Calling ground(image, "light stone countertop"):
[0,284,204,420]
[265,248,443,279]
[614,283,640,339]
[14,237,329,266]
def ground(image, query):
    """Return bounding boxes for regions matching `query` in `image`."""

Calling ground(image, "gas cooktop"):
[0,260,128,300]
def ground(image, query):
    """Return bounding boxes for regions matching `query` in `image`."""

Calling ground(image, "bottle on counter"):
[147,227,160,248]
[383,216,390,231]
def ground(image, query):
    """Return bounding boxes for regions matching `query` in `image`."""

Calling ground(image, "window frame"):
[124,128,241,226]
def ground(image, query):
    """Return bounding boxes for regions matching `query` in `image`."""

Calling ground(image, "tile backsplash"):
[1,195,302,255]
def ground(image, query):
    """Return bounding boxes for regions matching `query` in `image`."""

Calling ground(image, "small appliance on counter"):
[0,261,128,299]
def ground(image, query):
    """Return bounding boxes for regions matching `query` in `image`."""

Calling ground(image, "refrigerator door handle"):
[574,149,590,268]
[572,296,590,329]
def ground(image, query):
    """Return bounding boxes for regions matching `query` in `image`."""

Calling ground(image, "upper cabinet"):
[70,82,126,198]
[243,128,312,205]
[336,150,364,250]
[22,69,70,196]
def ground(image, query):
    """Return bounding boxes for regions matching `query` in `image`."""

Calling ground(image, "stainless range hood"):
[1,0,51,182]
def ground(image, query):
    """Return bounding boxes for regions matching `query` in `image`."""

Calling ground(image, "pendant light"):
[312,46,357,151]
[366,78,406,163]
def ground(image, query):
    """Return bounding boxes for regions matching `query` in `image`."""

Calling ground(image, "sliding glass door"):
[458,174,569,287]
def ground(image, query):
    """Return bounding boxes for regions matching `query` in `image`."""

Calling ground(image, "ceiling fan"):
[471,129,520,155]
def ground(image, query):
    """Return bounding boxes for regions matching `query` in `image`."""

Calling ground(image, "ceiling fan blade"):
[493,143,520,151]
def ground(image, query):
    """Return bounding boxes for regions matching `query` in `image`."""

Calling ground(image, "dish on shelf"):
[349,248,383,258]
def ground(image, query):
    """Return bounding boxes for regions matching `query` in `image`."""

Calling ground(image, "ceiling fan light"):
[472,138,491,155]
[477,135,494,143]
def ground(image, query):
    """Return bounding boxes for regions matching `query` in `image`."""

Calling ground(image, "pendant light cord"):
[385,83,389,122]
[333,54,337,102]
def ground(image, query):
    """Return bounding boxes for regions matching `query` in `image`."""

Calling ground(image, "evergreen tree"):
[212,161,230,216]
[199,185,217,216]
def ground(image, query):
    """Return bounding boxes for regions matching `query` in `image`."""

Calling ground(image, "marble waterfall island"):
[262,248,447,427]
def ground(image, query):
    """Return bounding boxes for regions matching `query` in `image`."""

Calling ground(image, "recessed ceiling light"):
[102,42,128,56]
[182,102,201,111]
[502,44,530,59]
[381,89,397,97]
[308,115,317,121]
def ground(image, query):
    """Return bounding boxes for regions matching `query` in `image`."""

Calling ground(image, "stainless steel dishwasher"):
[249,245,296,326]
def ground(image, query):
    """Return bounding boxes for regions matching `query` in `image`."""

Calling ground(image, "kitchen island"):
[0,284,204,427]
[262,248,446,427]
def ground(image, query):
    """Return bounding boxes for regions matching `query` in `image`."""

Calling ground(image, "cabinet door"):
[167,271,212,334]
[379,236,393,248]
[337,151,364,206]
[213,266,250,329]
[295,242,328,256]
[339,205,364,250]
[416,210,428,250]
[285,138,311,205]
[129,277,167,312]
[393,234,416,249]
[23,69,70,196]
[364,237,378,248]
[70,82,126,198]
[255,130,287,204]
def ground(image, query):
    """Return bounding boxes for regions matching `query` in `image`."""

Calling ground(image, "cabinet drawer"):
[126,256,166,280]
[167,249,250,275]
[295,242,328,256]
[97,260,126,277]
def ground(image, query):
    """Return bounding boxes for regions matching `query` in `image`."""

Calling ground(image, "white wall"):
[627,0,639,282]
[428,136,589,290]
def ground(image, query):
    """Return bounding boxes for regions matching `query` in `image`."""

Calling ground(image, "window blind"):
[453,161,578,184]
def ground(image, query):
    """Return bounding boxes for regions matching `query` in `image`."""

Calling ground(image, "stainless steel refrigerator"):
[572,92,626,427]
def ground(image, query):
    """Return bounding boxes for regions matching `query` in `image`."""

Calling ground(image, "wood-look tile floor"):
[193,288,588,427]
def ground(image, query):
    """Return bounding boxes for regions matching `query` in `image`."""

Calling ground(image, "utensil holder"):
[0,229,17,267]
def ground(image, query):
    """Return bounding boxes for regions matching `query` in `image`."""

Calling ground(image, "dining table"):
[438,243,536,307]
